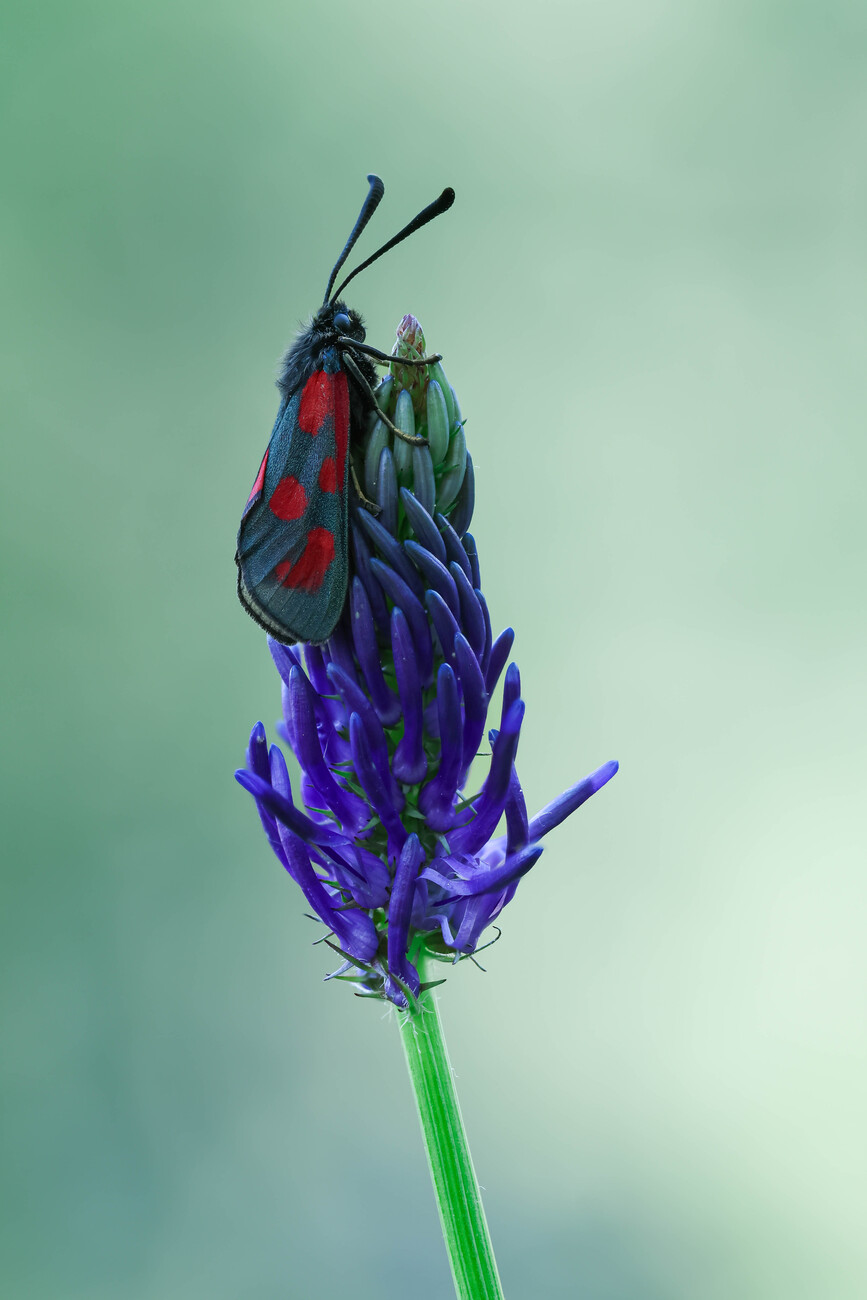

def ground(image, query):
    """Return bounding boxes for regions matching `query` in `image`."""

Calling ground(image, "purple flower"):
[236,317,617,1007]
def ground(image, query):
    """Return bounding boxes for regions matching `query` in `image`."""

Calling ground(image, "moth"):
[235,174,454,645]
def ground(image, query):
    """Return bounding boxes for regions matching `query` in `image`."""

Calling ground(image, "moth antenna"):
[323,174,386,305]
[330,186,455,302]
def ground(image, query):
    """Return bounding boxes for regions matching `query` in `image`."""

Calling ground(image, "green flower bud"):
[391,314,428,415]
[436,422,467,512]
[373,374,394,412]
[428,360,455,430]
[450,386,463,435]
[425,380,450,466]
[364,416,390,500]
[395,312,426,354]
[381,315,471,528]
[392,388,416,480]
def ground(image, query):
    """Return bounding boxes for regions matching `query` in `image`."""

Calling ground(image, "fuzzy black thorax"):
[277,301,372,398]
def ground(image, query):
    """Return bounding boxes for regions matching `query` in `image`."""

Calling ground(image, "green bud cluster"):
[358,314,473,540]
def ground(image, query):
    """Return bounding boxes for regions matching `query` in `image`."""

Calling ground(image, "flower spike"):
[237,316,617,1004]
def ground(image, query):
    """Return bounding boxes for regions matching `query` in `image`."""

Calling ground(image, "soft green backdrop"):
[2,2,865,1297]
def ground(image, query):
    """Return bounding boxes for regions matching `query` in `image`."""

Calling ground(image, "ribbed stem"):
[397,952,505,1299]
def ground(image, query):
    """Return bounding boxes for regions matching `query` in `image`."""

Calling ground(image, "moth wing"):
[236,369,351,645]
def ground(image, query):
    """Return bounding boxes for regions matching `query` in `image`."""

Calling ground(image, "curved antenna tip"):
[329,182,456,302]
[323,174,387,304]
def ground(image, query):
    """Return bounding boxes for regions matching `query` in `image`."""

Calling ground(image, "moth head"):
[327,301,365,342]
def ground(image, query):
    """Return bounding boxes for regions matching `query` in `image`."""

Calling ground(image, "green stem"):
[397,951,505,1300]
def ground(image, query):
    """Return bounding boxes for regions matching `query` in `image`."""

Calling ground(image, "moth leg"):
[338,337,443,367]
[350,461,380,514]
[342,350,429,447]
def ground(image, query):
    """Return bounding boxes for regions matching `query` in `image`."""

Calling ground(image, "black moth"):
[235,174,455,645]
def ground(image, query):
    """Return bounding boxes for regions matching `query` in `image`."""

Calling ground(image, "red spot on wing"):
[269,475,307,520]
[246,449,269,505]
[274,528,335,592]
[298,372,334,435]
[318,457,338,493]
[297,371,350,494]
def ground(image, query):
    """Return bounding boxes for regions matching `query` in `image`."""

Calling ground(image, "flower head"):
[237,317,617,1006]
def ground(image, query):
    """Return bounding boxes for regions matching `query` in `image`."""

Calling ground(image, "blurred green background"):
[2,1,865,1296]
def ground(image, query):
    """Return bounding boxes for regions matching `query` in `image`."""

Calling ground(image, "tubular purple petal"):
[279,681,297,748]
[420,861,466,891]
[504,767,529,852]
[387,833,425,998]
[485,627,514,695]
[449,562,486,659]
[500,881,519,910]
[267,755,363,892]
[271,813,314,889]
[355,508,425,600]
[436,513,473,581]
[268,742,292,797]
[246,721,271,783]
[235,769,347,848]
[404,540,461,619]
[369,558,434,685]
[350,522,391,632]
[454,633,487,787]
[452,894,501,953]
[502,662,521,715]
[400,488,447,563]
[268,641,305,693]
[273,817,379,962]
[302,642,332,698]
[527,760,619,840]
[287,667,369,831]
[477,589,493,674]
[326,663,404,812]
[419,664,464,831]
[410,876,430,929]
[244,724,284,857]
[325,621,359,688]
[425,588,460,669]
[281,669,333,746]
[329,858,388,910]
[436,663,463,756]
[423,698,439,738]
[391,607,427,785]
[348,714,407,856]
[299,771,331,820]
[348,577,401,726]
[303,644,345,730]
[422,843,542,898]
[345,843,391,907]
[320,725,352,768]
[448,699,525,856]
[430,912,457,949]
[462,532,480,590]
